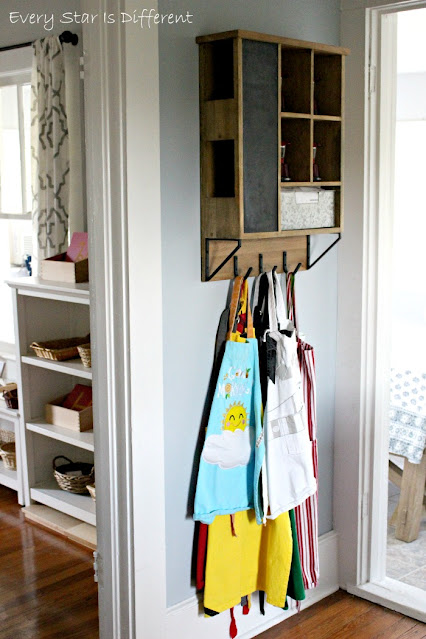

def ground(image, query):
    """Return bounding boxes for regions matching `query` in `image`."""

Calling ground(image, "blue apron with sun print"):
[194,278,264,525]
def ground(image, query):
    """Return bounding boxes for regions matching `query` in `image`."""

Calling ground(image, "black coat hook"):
[244,267,253,281]
[293,262,302,275]
[272,265,278,275]
[283,251,288,274]
[233,256,239,277]
[259,254,263,274]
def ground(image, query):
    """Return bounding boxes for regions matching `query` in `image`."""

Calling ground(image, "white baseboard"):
[166,530,339,639]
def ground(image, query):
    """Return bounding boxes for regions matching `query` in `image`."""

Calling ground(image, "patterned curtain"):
[31,37,69,275]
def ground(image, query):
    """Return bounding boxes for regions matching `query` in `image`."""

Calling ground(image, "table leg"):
[395,452,426,542]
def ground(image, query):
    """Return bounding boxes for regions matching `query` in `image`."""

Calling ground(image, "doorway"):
[385,7,426,591]
[339,0,426,623]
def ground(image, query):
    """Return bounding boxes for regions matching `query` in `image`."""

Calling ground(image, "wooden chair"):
[389,451,426,542]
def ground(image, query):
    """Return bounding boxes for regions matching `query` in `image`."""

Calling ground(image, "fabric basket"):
[53,456,94,494]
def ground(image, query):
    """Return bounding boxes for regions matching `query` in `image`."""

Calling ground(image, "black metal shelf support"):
[204,238,242,282]
[307,233,341,270]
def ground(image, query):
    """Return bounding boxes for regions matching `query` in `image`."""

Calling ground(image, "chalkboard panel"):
[242,40,278,233]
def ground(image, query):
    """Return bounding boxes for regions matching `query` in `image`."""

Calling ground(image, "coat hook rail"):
[204,238,242,281]
[306,233,341,270]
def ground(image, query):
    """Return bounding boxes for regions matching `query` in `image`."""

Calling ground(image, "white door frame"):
[82,0,166,637]
[339,0,426,622]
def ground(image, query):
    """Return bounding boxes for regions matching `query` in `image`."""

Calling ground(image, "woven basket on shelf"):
[53,456,94,494]
[30,335,90,362]
[0,442,17,471]
[77,343,91,368]
[87,484,96,502]
[0,429,15,446]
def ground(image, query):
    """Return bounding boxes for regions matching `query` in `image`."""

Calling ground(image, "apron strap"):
[227,276,243,338]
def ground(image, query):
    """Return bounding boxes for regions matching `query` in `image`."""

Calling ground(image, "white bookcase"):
[0,404,24,504]
[7,277,96,527]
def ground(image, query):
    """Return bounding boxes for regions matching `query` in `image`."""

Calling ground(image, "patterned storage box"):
[281,188,335,230]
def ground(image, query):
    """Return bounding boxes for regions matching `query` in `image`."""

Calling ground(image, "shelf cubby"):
[313,120,341,183]
[281,46,312,114]
[202,38,234,101]
[206,140,235,197]
[281,118,311,183]
[314,52,342,117]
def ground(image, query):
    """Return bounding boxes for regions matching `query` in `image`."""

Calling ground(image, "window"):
[0,82,31,216]
[0,48,32,349]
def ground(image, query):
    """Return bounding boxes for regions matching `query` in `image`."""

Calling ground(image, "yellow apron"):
[204,509,292,614]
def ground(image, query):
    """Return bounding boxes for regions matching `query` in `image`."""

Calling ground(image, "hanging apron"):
[263,271,317,519]
[286,273,320,590]
[194,277,264,525]
[203,508,293,614]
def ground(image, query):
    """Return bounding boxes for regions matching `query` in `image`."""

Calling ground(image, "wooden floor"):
[0,485,98,638]
[258,590,426,639]
[1,485,424,639]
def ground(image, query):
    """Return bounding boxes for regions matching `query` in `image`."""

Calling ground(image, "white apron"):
[263,271,317,519]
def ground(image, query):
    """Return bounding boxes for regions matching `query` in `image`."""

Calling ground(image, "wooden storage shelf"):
[281,112,311,119]
[197,30,348,281]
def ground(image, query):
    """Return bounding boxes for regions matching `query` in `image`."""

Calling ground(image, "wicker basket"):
[0,429,15,446]
[0,442,17,471]
[30,335,90,362]
[87,484,96,502]
[53,456,94,494]
[77,343,91,368]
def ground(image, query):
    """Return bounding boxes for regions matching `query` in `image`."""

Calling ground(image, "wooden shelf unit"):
[197,30,349,281]
[7,278,95,531]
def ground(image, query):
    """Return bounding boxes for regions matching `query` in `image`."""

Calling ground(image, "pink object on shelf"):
[66,232,88,263]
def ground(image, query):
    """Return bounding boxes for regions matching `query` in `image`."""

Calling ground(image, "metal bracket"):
[204,238,242,281]
[307,233,341,270]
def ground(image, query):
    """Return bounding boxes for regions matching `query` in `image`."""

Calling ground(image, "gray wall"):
[159,0,341,607]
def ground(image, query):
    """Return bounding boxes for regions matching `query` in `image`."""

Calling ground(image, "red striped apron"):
[286,273,319,589]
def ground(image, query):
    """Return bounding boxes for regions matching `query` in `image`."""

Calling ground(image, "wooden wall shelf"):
[197,30,349,281]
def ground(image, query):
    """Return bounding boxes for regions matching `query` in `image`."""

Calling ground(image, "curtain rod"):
[0,30,78,54]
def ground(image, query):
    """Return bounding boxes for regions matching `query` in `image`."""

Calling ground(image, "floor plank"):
[0,485,99,638]
[257,591,426,639]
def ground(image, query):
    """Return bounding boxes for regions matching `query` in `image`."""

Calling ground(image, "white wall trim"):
[338,0,426,610]
[166,531,338,639]
[124,0,167,638]
[82,0,135,636]
[348,580,426,623]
